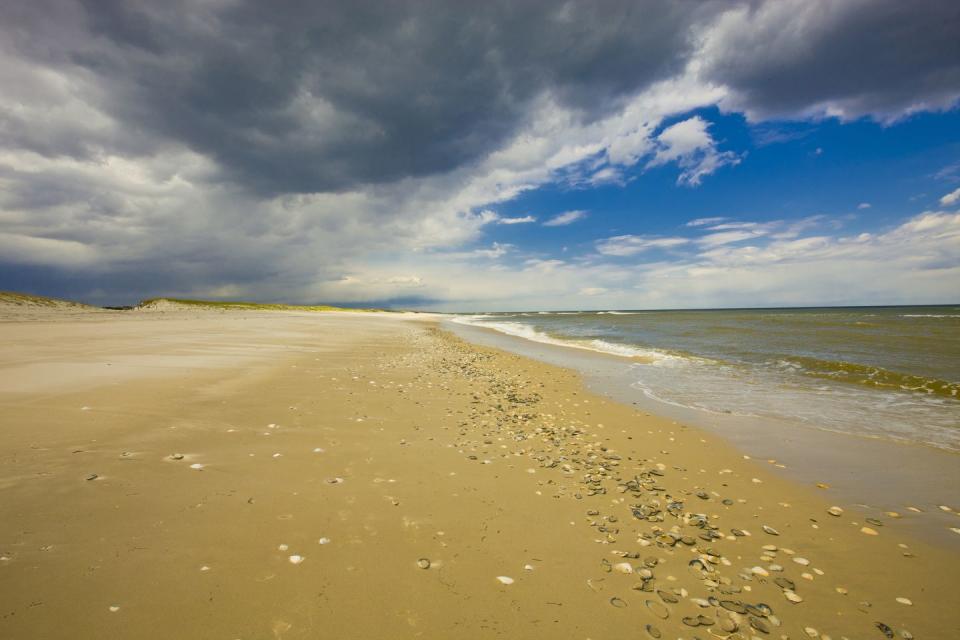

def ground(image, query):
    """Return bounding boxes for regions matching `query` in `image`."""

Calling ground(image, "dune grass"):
[0,291,95,308]
[138,297,386,312]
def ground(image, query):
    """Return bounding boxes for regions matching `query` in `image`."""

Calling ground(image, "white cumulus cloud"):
[647,116,741,186]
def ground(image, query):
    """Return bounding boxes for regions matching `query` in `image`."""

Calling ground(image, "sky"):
[1,1,960,310]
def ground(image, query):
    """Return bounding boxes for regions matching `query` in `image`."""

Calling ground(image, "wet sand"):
[1,309,958,639]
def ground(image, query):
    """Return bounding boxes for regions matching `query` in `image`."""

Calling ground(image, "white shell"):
[496,576,514,585]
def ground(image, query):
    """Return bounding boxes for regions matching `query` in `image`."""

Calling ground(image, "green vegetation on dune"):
[0,291,390,313]
[138,297,386,312]
[0,291,95,308]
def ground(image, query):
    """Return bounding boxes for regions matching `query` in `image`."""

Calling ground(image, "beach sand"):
[1,307,957,639]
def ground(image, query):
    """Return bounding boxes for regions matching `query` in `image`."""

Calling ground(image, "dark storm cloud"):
[2,0,717,195]
[4,1,958,196]
[702,0,960,119]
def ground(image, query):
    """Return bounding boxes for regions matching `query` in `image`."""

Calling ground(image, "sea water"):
[452,306,960,451]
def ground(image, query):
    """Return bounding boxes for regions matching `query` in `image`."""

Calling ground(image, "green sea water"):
[454,306,960,451]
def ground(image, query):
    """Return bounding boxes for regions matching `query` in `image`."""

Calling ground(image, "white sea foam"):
[450,316,689,365]
[900,314,960,318]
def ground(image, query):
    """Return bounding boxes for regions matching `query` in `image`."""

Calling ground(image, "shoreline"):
[448,319,960,549]
[1,309,957,638]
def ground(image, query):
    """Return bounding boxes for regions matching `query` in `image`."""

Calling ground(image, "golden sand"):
[0,308,957,638]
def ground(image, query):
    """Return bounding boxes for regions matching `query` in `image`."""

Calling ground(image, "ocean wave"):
[777,356,959,399]
[450,316,691,365]
[899,314,960,318]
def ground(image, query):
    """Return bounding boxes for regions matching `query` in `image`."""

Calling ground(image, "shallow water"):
[453,306,960,451]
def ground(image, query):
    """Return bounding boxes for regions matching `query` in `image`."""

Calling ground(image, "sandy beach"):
[1,306,958,639]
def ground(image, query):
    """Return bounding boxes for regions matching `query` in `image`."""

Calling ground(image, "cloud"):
[0,232,99,267]
[941,188,960,207]
[415,211,960,310]
[686,216,727,227]
[697,229,766,247]
[1,0,958,305]
[385,276,423,287]
[647,116,740,185]
[1,1,717,195]
[706,222,761,230]
[466,243,512,259]
[496,215,536,225]
[698,0,960,121]
[858,202,871,209]
[596,235,690,256]
[579,287,608,296]
[543,210,587,227]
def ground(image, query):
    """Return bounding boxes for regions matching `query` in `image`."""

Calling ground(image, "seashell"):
[288,555,304,565]
[783,590,803,603]
[496,576,514,585]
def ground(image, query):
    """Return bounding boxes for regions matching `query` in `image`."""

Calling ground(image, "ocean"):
[452,306,960,452]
